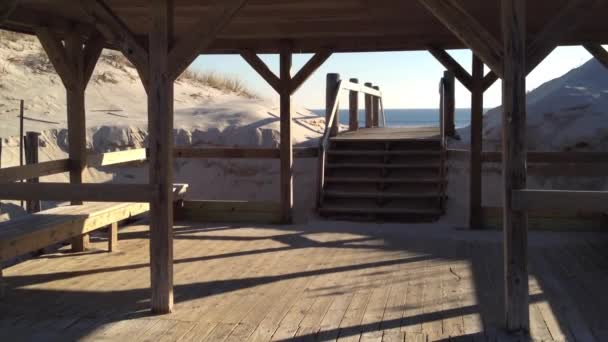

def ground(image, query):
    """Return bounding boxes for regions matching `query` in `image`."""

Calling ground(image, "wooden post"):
[64,33,91,253]
[364,82,373,128]
[148,0,174,314]
[470,55,484,229]
[326,73,340,136]
[19,99,24,209]
[443,71,456,137]
[348,78,359,131]
[502,0,529,332]
[108,222,119,252]
[372,86,380,127]
[280,46,293,224]
[25,131,41,213]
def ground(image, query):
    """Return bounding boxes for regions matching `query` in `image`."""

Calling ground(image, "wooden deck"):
[334,127,441,141]
[1,220,607,341]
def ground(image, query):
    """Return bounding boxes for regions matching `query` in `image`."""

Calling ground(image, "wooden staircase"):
[318,136,446,222]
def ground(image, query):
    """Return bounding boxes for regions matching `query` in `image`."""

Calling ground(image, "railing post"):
[364,82,373,128]
[372,86,380,127]
[439,77,445,138]
[326,73,340,137]
[24,131,41,213]
[444,71,456,137]
[348,78,359,131]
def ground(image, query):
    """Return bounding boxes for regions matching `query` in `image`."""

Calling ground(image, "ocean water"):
[311,108,472,128]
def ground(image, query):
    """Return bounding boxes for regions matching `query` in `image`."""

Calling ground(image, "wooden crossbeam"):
[168,0,248,80]
[0,0,18,23]
[241,51,280,92]
[80,0,148,81]
[526,0,596,75]
[0,183,156,202]
[417,0,503,77]
[482,72,499,91]
[512,189,608,212]
[428,47,473,90]
[290,50,332,94]
[35,28,77,89]
[584,44,608,69]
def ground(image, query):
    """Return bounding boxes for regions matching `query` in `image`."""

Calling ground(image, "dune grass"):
[178,69,259,99]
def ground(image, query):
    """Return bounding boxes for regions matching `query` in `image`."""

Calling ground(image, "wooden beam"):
[527,0,597,75]
[443,71,456,137]
[327,74,341,136]
[502,0,529,332]
[482,72,499,91]
[0,183,156,202]
[372,86,380,127]
[341,81,383,97]
[35,28,76,89]
[0,159,70,182]
[168,0,248,80]
[279,45,293,224]
[0,0,18,24]
[80,0,149,82]
[173,147,317,159]
[148,0,174,315]
[348,78,359,131]
[482,151,608,163]
[512,190,608,212]
[240,51,280,93]
[87,148,147,167]
[24,132,41,214]
[428,47,473,90]
[364,82,373,129]
[290,50,332,94]
[584,44,608,69]
[83,34,105,85]
[418,0,503,77]
[469,54,484,229]
[174,200,281,224]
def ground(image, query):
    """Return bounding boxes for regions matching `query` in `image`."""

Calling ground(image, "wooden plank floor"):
[1,220,607,341]
[333,127,440,141]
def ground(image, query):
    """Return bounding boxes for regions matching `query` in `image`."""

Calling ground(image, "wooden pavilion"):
[2,0,608,337]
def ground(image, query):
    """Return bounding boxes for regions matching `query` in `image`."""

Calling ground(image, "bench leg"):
[71,234,90,253]
[109,222,119,252]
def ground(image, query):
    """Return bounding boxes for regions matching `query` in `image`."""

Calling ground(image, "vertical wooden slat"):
[348,78,359,131]
[25,131,41,213]
[502,0,529,332]
[326,73,340,136]
[470,55,484,229]
[149,0,174,314]
[108,222,119,252]
[364,82,373,128]
[443,71,456,137]
[372,86,380,127]
[19,99,24,209]
[280,45,293,224]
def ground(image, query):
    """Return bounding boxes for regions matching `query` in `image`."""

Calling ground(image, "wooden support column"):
[348,78,359,131]
[502,0,529,332]
[36,29,102,252]
[279,46,293,224]
[372,86,380,127]
[443,71,456,137]
[24,132,41,213]
[364,82,373,128]
[470,55,484,229]
[326,73,341,136]
[148,0,174,314]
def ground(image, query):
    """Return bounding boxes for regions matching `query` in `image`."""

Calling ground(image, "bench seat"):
[0,202,149,262]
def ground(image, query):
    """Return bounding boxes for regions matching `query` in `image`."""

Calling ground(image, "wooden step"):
[326,162,441,169]
[319,206,442,216]
[325,177,444,184]
[324,190,443,200]
[327,150,440,157]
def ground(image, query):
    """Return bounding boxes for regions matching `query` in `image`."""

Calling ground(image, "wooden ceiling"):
[3,0,608,54]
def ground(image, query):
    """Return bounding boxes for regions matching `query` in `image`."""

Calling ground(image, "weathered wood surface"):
[87,148,147,167]
[1,221,605,341]
[334,127,440,141]
[502,0,529,332]
[469,55,484,229]
[0,202,149,261]
[0,183,156,202]
[0,159,70,182]
[24,132,41,214]
[348,78,359,131]
[174,200,281,224]
[279,46,293,224]
[512,190,608,212]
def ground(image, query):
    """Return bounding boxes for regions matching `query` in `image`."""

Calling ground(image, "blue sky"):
[191,46,597,110]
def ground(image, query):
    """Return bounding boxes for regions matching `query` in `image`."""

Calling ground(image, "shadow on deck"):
[1,220,607,341]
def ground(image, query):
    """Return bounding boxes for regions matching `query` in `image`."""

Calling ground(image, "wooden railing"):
[316,75,385,207]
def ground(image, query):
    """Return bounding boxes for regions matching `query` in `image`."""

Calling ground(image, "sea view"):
[311,108,474,128]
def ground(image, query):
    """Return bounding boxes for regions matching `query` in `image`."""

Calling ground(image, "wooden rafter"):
[0,0,18,23]
[428,47,473,90]
[35,28,77,89]
[290,50,332,94]
[482,72,499,91]
[583,44,608,69]
[526,0,597,75]
[168,0,248,80]
[417,0,503,77]
[80,0,148,78]
[241,51,281,93]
